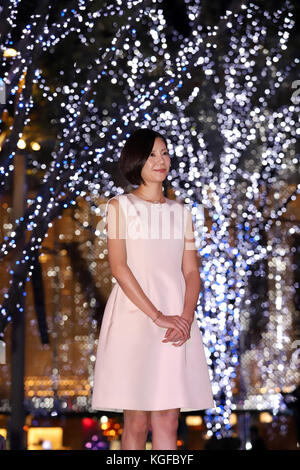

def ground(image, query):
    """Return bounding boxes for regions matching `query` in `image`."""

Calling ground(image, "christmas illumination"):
[0,0,299,440]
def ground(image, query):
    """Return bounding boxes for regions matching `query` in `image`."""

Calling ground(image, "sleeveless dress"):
[91,192,215,412]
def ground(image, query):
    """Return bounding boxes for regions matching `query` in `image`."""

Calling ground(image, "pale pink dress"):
[91,193,215,412]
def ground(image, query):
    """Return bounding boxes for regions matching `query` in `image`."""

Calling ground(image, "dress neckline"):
[128,192,168,205]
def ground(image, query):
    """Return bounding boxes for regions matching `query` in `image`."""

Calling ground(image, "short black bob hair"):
[119,128,168,186]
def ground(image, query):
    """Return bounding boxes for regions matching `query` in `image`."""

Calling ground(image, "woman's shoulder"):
[104,194,128,216]
[106,193,127,205]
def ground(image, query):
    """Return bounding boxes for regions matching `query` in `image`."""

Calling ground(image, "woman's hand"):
[154,313,190,340]
[162,316,193,347]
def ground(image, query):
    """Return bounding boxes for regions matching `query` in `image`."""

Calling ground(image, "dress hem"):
[91,403,215,413]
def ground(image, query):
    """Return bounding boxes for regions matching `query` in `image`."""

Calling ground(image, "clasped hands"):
[162,316,193,347]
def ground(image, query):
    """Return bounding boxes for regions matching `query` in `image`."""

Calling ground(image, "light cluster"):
[0,0,299,439]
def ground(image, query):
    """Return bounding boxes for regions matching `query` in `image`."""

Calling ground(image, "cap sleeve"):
[105,194,127,240]
[183,204,203,251]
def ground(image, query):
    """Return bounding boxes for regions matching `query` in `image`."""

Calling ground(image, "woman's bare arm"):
[181,209,201,323]
[106,198,161,321]
[163,208,200,344]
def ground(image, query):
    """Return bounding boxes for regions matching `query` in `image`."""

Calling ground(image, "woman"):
[92,128,215,450]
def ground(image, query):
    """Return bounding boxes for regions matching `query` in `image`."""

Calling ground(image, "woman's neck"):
[133,185,165,202]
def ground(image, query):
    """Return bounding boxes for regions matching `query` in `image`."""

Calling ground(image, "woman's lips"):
[154,169,166,172]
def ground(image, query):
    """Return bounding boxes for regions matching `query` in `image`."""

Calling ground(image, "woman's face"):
[141,137,171,184]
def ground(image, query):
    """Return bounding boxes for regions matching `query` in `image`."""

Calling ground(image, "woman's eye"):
[149,152,168,156]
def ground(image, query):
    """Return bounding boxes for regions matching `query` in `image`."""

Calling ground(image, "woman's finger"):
[172,330,191,346]
[174,319,188,337]
[174,325,186,338]
[163,329,181,342]
[176,321,189,339]
[172,338,186,347]
[164,326,191,344]
[168,331,181,342]
[168,329,187,342]
[179,318,190,337]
